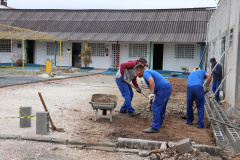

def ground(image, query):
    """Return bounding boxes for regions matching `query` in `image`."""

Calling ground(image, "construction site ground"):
[0,73,220,159]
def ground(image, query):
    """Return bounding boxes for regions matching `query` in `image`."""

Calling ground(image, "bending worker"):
[116,58,148,116]
[134,64,172,133]
[210,58,222,102]
[186,68,211,128]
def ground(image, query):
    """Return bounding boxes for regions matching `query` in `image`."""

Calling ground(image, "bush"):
[78,47,92,68]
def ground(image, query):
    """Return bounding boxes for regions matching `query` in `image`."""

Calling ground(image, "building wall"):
[0,40,201,73]
[207,0,240,108]
[150,42,201,72]
[0,40,25,63]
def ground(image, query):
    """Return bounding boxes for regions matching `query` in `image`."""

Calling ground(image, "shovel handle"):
[121,79,149,99]
[38,92,57,130]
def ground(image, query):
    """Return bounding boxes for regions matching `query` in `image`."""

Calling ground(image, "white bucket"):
[219,91,224,100]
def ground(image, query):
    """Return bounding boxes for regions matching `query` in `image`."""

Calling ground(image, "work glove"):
[121,75,124,80]
[148,93,155,103]
[136,88,141,93]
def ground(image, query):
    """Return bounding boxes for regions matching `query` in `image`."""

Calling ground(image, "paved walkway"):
[0,69,105,87]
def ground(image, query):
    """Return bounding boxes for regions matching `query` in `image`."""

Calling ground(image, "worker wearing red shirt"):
[116,58,148,116]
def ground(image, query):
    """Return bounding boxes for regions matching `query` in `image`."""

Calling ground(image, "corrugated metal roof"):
[0,8,214,42]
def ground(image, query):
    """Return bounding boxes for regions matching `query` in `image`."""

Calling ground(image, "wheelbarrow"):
[89,94,117,122]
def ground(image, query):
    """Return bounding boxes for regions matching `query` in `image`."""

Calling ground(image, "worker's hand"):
[121,75,124,80]
[205,87,210,93]
[136,88,141,93]
[148,93,155,102]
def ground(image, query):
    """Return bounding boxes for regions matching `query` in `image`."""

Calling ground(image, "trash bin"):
[46,62,52,73]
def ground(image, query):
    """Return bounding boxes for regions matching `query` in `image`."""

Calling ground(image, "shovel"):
[120,78,152,110]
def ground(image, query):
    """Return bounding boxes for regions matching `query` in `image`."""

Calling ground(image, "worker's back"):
[187,70,207,88]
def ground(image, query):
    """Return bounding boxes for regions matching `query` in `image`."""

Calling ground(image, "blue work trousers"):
[212,80,221,101]
[186,86,205,127]
[151,84,172,131]
[115,78,134,113]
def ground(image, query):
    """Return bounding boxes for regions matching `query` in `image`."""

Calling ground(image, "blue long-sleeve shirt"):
[211,64,222,81]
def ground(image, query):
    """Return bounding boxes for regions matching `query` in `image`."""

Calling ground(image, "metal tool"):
[210,118,240,131]
[203,51,226,86]
[120,78,152,110]
[38,92,64,132]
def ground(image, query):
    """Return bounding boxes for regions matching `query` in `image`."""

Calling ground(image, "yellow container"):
[46,62,52,73]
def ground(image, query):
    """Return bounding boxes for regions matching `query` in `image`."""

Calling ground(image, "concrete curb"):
[0,134,222,156]
[0,72,100,88]
[117,138,222,156]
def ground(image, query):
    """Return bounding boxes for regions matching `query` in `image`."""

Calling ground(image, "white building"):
[0,8,214,72]
[206,0,240,110]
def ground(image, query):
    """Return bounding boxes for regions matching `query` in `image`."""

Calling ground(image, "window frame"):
[175,44,195,59]
[129,43,147,58]
[47,42,63,56]
[88,43,105,57]
[0,39,11,52]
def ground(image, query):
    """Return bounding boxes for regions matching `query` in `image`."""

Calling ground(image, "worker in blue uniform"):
[210,58,222,101]
[186,68,211,128]
[134,64,172,133]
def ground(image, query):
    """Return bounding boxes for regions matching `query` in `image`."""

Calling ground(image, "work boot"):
[119,110,127,113]
[186,122,193,125]
[143,127,158,133]
[128,111,140,116]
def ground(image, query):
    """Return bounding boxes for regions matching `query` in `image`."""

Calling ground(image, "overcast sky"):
[7,0,219,9]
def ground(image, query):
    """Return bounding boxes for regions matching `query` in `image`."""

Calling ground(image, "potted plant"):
[111,63,119,72]
[12,53,27,66]
[78,47,92,68]
[180,66,189,75]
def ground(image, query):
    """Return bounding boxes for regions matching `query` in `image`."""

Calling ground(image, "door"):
[26,40,34,63]
[153,44,164,70]
[72,43,81,67]
[111,44,120,66]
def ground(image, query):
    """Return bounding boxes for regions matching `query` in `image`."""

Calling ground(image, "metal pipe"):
[55,41,57,66]
[149,42,152,69]
[60,40,62,67]
[117,41,119,65]
[11,39,13,67]
[22,35,24,72]
[200,43,203,69]
[203,51,226,86]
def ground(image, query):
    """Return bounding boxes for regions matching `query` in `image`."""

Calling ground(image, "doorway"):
[72,43,81,67]
[153,44,164,70]
[26,40,34,63]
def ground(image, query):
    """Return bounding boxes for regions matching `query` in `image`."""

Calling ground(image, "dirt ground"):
[0,74,215,147]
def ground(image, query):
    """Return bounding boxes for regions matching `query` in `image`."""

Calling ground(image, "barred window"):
[175,44,194,59]
[0,39,11,52]
[229,29,233,48]
[129,44,147,58]
[88,43,105,56]
[47,42,63,55]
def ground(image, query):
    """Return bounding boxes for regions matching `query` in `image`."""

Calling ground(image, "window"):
[129,44,147,58]
[47,42,63,55]
[175,44,194,59]
[212,42,216,57]
[0,39,11,52]
[229,29,233,48]
[221,37,226,53]
[88,43,105,56]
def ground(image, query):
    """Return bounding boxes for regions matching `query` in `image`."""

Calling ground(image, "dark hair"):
[210,58,216,62]
[134,64,144,71]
